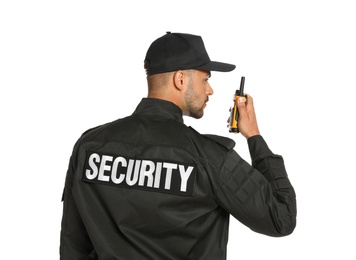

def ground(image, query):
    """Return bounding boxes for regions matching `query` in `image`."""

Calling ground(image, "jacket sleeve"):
[60,145,97,259]
[217,135,297,237]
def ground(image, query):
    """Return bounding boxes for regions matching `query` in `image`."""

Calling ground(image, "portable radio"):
[229,76,247,133]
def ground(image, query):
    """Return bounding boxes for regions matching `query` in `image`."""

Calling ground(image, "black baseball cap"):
[144,32,236,75]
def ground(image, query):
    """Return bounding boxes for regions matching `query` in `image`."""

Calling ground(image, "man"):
[60,32,297,259]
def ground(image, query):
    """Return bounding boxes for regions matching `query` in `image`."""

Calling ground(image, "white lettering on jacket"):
[83,151,196,196]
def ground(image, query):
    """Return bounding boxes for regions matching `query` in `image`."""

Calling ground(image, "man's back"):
[61,98,236,259]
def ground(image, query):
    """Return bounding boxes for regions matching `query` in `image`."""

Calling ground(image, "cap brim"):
[195,61,236,72]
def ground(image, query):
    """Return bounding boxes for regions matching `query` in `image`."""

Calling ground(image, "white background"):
[1,0,355,259]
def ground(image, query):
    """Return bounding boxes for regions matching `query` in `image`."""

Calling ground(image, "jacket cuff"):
[247,135,275,165]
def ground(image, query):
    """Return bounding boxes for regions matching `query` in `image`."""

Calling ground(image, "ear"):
[173,70,185,91]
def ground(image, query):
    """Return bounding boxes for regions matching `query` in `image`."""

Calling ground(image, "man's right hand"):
[236,94,260,139]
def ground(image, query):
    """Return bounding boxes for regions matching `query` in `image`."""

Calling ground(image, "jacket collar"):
[133,98,184,123]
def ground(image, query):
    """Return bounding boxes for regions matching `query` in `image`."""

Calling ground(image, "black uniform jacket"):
[60,98,297,260]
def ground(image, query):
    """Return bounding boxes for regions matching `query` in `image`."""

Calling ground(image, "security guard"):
[60,32,297,259]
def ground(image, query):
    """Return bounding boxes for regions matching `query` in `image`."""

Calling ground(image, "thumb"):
[236,96,247,116]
